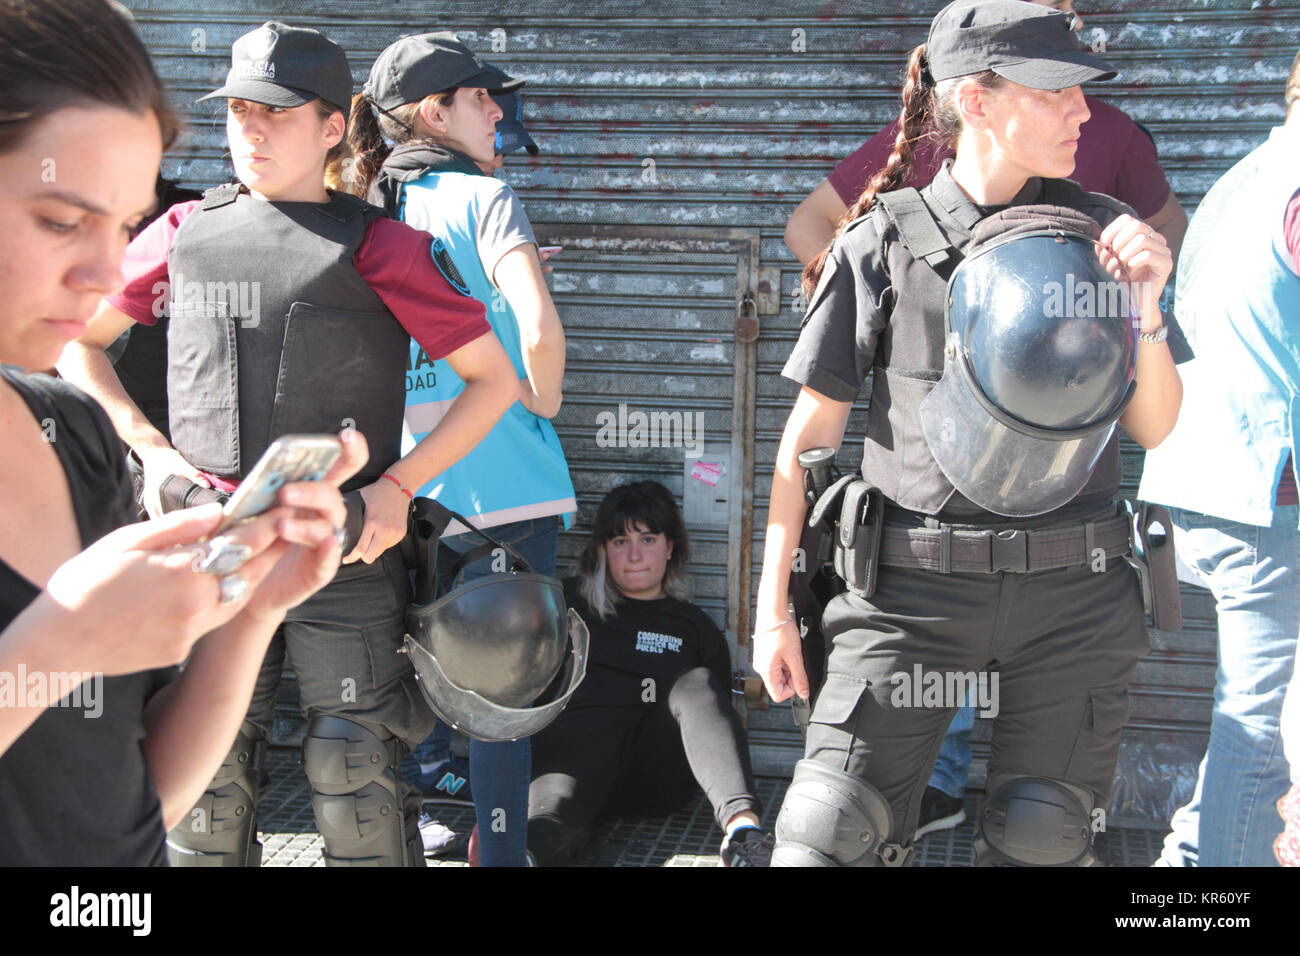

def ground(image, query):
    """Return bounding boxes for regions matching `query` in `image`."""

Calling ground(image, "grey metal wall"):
[130,0,1299,823]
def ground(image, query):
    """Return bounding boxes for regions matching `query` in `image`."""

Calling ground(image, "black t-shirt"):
[562,577,731,710]
[0,367,174,866]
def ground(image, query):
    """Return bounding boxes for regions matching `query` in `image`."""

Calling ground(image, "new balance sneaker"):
[915,786,966,839]
[418,810,463,857]
[417,754,473,803]
[720,827,774,867]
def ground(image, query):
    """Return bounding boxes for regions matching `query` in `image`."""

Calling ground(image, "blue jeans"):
[1157,506,1299,867]
[433,515,560,867]
[929,704,975,799]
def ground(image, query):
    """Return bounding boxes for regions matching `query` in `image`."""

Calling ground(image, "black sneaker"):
[721,827,774,867]
[915,786,966,839]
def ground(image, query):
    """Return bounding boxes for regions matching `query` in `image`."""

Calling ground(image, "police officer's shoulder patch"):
[430,238,473,297]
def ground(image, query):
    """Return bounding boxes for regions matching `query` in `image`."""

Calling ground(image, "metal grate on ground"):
[257,749,1163,867]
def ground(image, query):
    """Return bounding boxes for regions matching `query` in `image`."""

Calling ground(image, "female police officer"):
[753,0,1186,867]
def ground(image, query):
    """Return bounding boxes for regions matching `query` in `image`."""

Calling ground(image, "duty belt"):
[876,515,1132,574]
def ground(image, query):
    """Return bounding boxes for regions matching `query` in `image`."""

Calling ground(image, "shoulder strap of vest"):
[316,190,378,225]
[1039,177,1088,208]
[875,187,960,279]
[201,182,243,210]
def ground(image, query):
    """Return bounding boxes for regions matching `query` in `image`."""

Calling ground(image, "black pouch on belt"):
[1131,501,1182,631]
[833,480,884,599]
[157,472,229,512]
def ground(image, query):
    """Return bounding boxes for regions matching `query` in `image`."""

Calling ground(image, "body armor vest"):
[165,185,409,490]
[859,180,1121,518]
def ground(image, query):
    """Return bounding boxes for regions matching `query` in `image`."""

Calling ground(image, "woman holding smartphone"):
[0,0,359,866]
[348,33,574,867]
[58,21,517,866]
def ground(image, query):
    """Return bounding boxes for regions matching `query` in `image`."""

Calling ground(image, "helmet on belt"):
[403,499,588,742]
[919,206,1137,517]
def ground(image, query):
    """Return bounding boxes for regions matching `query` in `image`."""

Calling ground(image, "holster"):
[788,474,855,725]
[157,473,229,513]
[833,480,885,600]
[1129,502,1182,631]
[400,497,535,607]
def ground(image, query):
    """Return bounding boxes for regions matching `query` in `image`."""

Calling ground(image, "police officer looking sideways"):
[753,0,1187,866]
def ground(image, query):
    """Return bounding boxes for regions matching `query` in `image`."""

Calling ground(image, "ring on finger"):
[197,535,253,575]
[333,526,348,550]
[218,572,249,606]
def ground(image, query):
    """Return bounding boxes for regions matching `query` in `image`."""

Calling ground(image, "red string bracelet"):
[379,472,413,500]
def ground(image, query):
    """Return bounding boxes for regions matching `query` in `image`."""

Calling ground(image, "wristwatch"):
[1137,324,1168,344]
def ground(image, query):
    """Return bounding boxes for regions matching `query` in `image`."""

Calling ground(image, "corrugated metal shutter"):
[130,0,1298,825]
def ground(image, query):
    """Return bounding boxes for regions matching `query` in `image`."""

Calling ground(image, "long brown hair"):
[344,89,456,197]
[0,0,180,154]
[800,43,1002,297]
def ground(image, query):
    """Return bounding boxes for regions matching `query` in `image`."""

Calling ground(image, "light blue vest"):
[398,169,575,532]
[1140,123,1300,527]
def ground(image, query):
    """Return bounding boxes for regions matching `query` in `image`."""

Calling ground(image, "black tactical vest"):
[165,185,409,489]
[859,178,1121,519]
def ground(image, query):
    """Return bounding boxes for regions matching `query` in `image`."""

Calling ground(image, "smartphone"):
[214,434,343,534]
[538,245,562,258]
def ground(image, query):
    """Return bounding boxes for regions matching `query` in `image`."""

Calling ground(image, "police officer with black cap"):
[59,21,517,866]
[753,0,1190,867]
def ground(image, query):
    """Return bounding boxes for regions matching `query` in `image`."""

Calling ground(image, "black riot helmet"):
[919,205,1137,517]
[403,498,588,742]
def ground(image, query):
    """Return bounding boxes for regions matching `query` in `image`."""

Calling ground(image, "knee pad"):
[166,722,265,867]
[303,714,421,867]
[772,760,907,867]
[974,775,1096,866]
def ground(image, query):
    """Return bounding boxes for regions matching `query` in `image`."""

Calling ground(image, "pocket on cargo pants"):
[1065,684,1131,799]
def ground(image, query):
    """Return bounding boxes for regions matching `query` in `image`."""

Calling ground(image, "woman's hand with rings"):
[1098,214,1172,320]
[346,463,409,565]
[37,503,289,677]
[751,613,809,704]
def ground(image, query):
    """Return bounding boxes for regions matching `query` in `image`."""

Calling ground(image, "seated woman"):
[528,481,773,867]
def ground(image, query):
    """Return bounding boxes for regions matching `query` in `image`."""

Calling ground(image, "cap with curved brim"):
[920,333,1127,517]
[991,49,1116,90]
[466,68,524,93]
[927,1,1116,91]
[199,79,333,111]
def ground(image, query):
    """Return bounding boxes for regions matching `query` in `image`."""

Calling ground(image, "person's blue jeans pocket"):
[1158,506,1299,867]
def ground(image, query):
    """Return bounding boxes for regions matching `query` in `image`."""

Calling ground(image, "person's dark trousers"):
[801,556,1149,851]
[529,665,761,866]
[171,549,435,865]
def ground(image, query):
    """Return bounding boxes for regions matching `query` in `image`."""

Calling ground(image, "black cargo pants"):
[803,555,1149,847]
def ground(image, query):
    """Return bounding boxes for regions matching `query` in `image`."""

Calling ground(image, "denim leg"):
[438,516,560,866]
[1158,506,1299,867]
[927,703,975,799]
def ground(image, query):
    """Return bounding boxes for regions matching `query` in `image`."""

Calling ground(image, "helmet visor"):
[920,336,1121,516]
